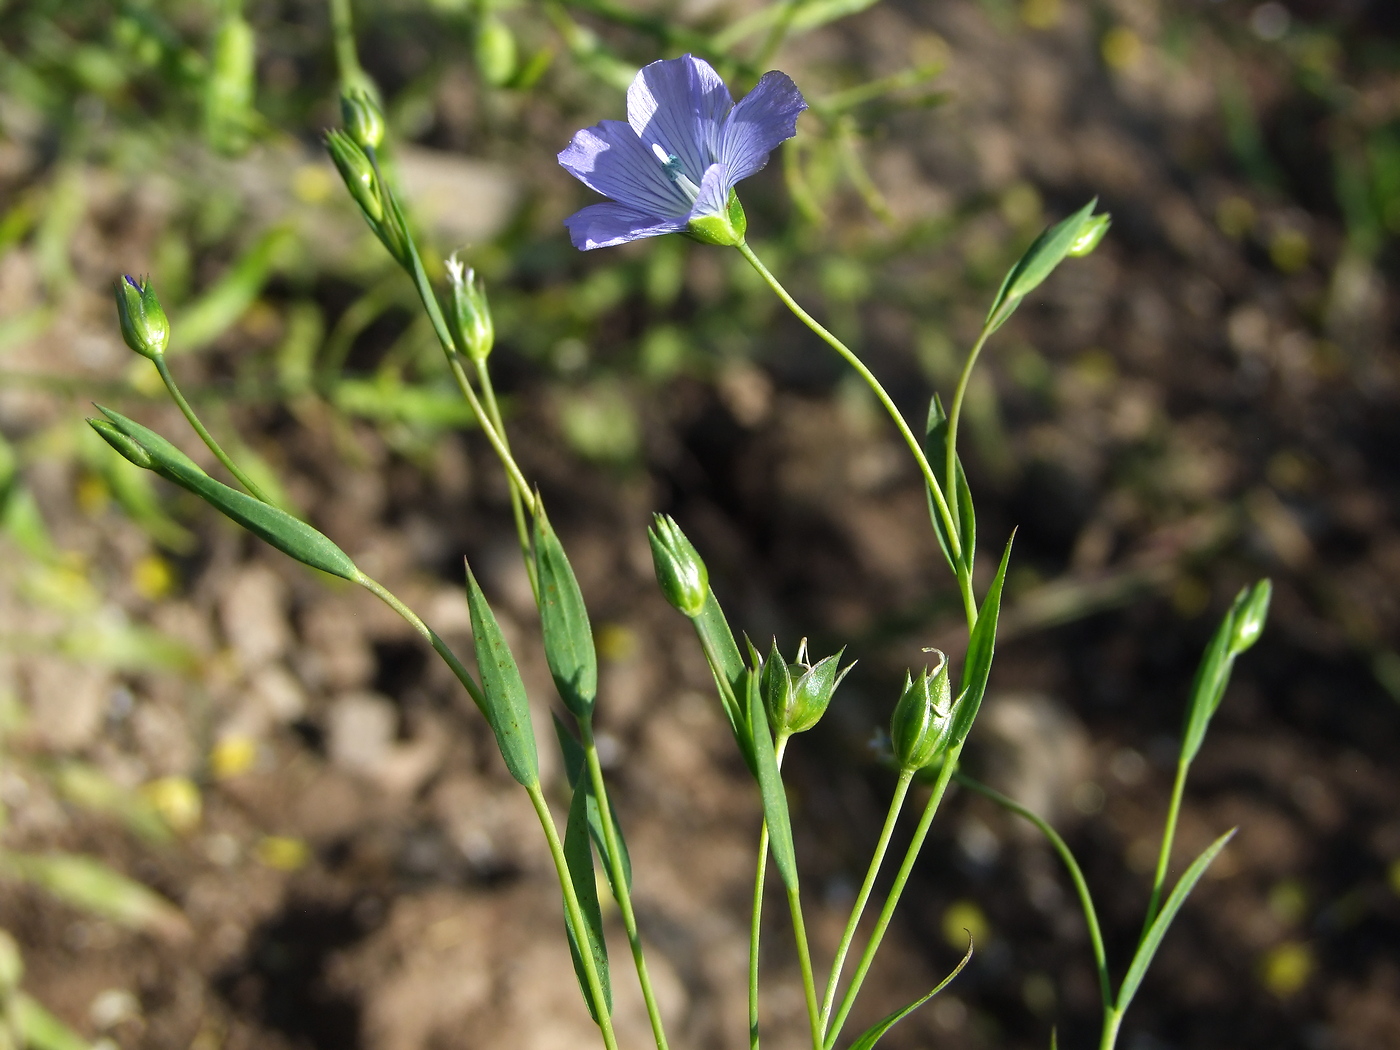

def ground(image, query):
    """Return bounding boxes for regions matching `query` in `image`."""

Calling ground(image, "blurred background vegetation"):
[1,0,1399,1049]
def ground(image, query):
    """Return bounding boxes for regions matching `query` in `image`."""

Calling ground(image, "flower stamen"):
[651,143,701,200]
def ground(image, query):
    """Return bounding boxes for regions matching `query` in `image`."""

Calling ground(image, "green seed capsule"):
[1228,579,1272,656]
[764,638,851,735]
[324,129,384,224]
[446,254,494,362]
[889,651,953,771]
[340,87,386,151]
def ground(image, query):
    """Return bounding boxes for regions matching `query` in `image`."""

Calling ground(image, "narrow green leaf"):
[552,714,633,893]
[948,533,1014,748]
[562,773,612,1022]
[13,992,92,1050]
[986,199,1099,331]
[1179,587,1250,764]
[93,408,358,581]
[692,589,754,765]
[847,937,973,1050]
[465,564,540,787]
[534,504,598,718]
[0,852,186,939]
[1116,828,1236,1014]
[922,395,975,575]
[1049,1027,1058,1050]
[748,668,798,891]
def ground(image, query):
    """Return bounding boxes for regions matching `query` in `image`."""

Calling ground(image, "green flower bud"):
[325,129,384,224]
[88,418,154,470]
[889,651,953,771]
[446,254,494,362]
[340,87,385,151]
[113,275,169,359]
[765,637,851,735]
[1228,579,1272,656]
[648,513,709,618]
[687,190,747,247]
[1067,212,1111,257]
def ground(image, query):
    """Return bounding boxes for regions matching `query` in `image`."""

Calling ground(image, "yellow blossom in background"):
[941,899,989,950]
[1101,27,1143,71]
[1261,941,1313,998]
[132,554,175,600]
[142,776,202,833]
[1020,0,1061,31]
[256,836,310,871]
[210,736,258,779]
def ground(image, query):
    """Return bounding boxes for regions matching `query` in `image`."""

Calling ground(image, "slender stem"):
[473,355,538,597]
[153,356,273,504]
[526,781,622,1050]
[327,0,364,88]
[824,746,961,1050]
[749,735,790,1050]
[1142,757,1191,935]
[580,718,671,1050]
[1099,1007,1125,1050]
[954,772,1112,1010]
[818,767,915,1036]
[787,884,823,1050]
[943,324,992,538]
[735,243,958,562]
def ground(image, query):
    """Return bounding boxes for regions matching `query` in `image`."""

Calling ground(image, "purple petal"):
[558,119,691,217]
[628,55,733,193]
[720,71,807,184]
[563,202,688,251]
[685,162,732,222]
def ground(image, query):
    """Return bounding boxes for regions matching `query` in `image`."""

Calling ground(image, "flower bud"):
[1067,212,1111,257]
[446,254,494,362]
[648,513,709,618]
[325,129,384,224]
[114,275,169,359]
[1228,579,1272,656]
[889,651,953,771]
[88,418,154,470]
[340,87,385,151]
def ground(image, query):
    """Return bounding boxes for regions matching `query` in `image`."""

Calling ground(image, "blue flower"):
[558,55,807,250]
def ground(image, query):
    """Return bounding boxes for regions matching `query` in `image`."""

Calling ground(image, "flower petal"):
[558,119,691,217]
[720,71,808,184]
[685,162,732,222]
[563,203,688,251]
[628,55,733,192]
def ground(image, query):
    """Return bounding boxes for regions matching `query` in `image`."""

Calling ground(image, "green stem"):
[749,734,790,1050]
[153,356,273,503]
[942,324,991,539]
[824,746,961,1050]
[1142,757,1190,935]
[735,242,976,623]
[327,0,364,88]
[580,718,671,1050]
[1099,1007,1125,1050]
[818,767,915,1037]
[526,781,623,1050]
[954,772,1112,1010]
[473,355,537,597]
[787,883,823,1050]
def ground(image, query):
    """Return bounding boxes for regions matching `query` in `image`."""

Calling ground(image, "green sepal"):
[464,562,541,787]
[846,936,973,1050]
[986,198,1102,332]
[1180,580,1270,765]
[747,662,798,891]
[553,714,633,893]
[923,394,975,576]
[562,769,613,1022]
[686,190,748,247]
[948,533,1014,749]
[534,502,598,719]
[91,408,358,581]
[1115,828,1236,1015]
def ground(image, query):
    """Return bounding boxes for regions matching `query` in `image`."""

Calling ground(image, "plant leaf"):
[553,714,633,893]
[692,589,754,767]
[1116,828,1236,1014]
[534,503,598,719]
[986,199,1098,331]
[562,772,612,1022]
[93,408,358,581]
[847,937,974,1050]
[747,667,798,891]
[12,992,92,1050]
[465,563,540,787]
[0,852,187,941]
[948,533,1014,748]
[922,396,976,576]
[1179,587,1250,764]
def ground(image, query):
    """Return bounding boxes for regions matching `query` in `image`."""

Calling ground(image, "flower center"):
[652,143,701,202]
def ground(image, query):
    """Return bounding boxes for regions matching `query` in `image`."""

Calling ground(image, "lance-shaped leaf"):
[986,199,1102,332]
[465,563,540,787]
[534,503,598,718]
[923,395,975,576]
[847,937,974,1050]
[948,533,1014,749]
[1116,828,1236,1015]
[12,993,93,1050]
[692,590,755,768]
[1179,581,1269,766]
[553,714,633,893]
[562,773,612,1022]
[0,851,188,942]
[90,408,358,581]
[747,665,798,891]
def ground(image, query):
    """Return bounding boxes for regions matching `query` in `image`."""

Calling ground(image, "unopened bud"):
[1067,212,1111,257]
[114,275,170,359]
[88,418,154,470]
[1228,579,1272,656]
[648,513,709,618]
[325,129,384,224]
[890,651,953,771]
[446,254,494,362]
[340,87,385,151]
